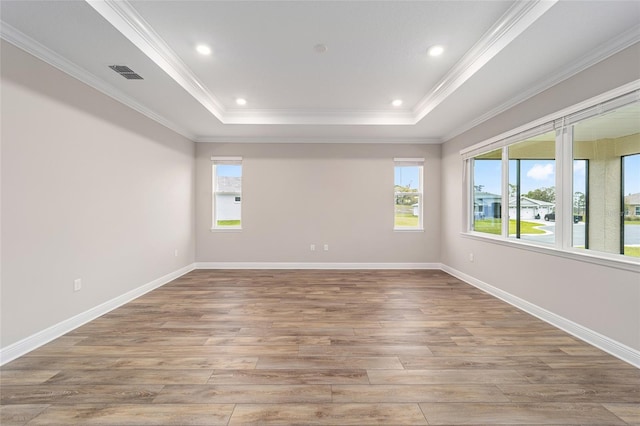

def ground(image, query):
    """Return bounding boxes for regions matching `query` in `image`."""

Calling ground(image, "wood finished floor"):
[1,269,638,425]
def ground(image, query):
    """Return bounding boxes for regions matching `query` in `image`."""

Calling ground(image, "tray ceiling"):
[1,0,639,142]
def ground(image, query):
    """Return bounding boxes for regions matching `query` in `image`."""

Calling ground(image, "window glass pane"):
[394,165,422,229]
[472,149,502,235]
[573,101,640,258]
[624,154,640,257]
[508,132,556,244]
[213,163,242,228]
[572,160,588,248]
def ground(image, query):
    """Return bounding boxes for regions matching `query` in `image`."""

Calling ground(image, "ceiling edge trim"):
[412,0,557,123]
[459,79,640,157]
[0,21,197,141]
[85,0,558,127]
[221,109,416,125]
[193,136,442,144]
[85,0,227,121]
[86,0,418,126]
[441,25,640,143]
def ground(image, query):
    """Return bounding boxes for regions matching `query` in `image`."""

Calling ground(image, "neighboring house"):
[474,191,502,219]
[215,176,242,221]
[509,196,554,220]
[624,193,640,217]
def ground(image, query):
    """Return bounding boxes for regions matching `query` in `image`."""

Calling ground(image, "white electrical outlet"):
[469,253,474,262]
[310,244,316,251]
[74,278,82,292]
[324,244,329,251]
[174,249,178,257]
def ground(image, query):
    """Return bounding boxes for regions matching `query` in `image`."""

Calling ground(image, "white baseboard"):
[195,262,441,270]
[0,263,196,366]
[441,264,640,369]
[4,261,638,370]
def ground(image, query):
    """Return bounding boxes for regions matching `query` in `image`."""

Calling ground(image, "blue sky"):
[216,164,242,177]
[473,160,502,195]
[395,166,420,189]
[474,154,640,196]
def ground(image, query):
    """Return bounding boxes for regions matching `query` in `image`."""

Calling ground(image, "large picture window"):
[212,156,242,230]
[463,86,639,262]
[472,149,502,235]
[394,158,424,230]
[508,132,556,244]
[572,102,640,257]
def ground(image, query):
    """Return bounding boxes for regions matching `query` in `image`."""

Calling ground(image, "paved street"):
[519,221,640,247]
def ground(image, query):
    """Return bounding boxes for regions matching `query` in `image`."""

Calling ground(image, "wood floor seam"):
[1,269,637,425]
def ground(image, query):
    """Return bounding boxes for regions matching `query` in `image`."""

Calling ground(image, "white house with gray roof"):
[509,196,554,220]
[215,176,242,221]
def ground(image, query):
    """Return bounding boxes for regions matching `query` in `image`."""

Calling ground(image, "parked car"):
[544,212,582,223]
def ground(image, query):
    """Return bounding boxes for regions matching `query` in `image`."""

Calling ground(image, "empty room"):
[1,1,639,425]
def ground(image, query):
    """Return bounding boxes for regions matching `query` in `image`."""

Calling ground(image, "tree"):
[524,186,555,203]
[573,191,586,215]
[395,185,418,205]
[474,184,484,192]
[508,183,517,198]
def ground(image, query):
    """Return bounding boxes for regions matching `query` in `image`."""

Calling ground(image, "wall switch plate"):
[310,244,316,251]
[174,249,178,257]
[74,278,82,292]
[324,244,329,251]
[469,253,474,262]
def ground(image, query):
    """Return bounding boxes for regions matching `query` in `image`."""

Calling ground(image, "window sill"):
[461,231,640,273]
[210,228,242,233]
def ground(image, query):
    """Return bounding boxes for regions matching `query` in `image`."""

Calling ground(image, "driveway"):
[519,221,640,246]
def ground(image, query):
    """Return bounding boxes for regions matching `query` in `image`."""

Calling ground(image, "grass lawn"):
[474,219,546,235]
[395,205,419,228]
[395,213,419,227]
[624,246,640,257]
[216,220,241,227]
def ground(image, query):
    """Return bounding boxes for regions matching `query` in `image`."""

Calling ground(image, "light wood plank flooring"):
[1,269,638,425]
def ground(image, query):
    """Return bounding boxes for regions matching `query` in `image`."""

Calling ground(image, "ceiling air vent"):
[108,65,143,80]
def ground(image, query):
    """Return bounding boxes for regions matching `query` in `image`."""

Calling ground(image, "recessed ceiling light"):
[428,45,444,57]
[196,44,211,55]
[236,98,247,106]
[391,99,403,107]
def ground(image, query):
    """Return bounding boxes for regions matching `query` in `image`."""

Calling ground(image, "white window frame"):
[461,81,640,271]
[394,158,424,231]
[211,156,242,231]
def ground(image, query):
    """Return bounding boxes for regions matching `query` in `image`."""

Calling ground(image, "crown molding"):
[0,21,197,141]
[86,0,227,121]
[84,0,556,127]
[221,109,416,126]
[442,24,640,143]
[194,136,441,144]
[412,0,557,123]
[86,0,418,126]
[6,0,632,142]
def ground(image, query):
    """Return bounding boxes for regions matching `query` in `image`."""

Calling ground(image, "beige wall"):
[1,41,196,347]
[1,31,638,363]
[196,143,440,263]
[441,43,640,351]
